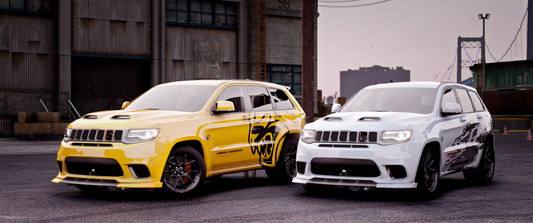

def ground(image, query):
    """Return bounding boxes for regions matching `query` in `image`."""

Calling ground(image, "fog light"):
[385,165,407,179]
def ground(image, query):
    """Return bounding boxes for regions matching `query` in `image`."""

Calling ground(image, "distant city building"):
[340,65,411,98]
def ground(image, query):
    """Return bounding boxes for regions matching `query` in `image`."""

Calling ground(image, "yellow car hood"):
[69,109,196,130]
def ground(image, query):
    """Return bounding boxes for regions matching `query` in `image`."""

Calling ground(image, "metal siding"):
[165,26,238,81]
[483,89,533,115]
[71,0,151,56]
[485,68,533,89]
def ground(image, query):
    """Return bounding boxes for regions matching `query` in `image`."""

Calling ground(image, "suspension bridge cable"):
[318,0,392,8]
[496,8,528,61]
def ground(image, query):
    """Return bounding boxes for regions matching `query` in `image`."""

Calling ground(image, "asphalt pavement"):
[1,133,532,222]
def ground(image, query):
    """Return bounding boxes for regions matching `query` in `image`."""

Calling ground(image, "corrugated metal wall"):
[165,26,238,81]
[483,89,533,115]
[71,0,151,56]
[0,14,54,91]
[485,67,533,89]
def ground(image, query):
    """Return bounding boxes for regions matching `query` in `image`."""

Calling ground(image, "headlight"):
[301,129,316,144]
[379,130,412,145]
[122,129,160,144]
[64,128,72,142]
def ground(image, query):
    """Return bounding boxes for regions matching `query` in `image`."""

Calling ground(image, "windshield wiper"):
[142,108,159,110]
[369,109,388,112]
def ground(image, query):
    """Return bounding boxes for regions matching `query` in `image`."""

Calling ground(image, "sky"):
[317,0,529,98]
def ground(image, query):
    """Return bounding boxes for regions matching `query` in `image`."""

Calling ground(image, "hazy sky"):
[317,0,529,98]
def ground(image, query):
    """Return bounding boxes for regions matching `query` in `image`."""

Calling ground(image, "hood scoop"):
[324,117,343,122]
[83,115,97,119]
[359,117,381,122]
[111,115,131,120]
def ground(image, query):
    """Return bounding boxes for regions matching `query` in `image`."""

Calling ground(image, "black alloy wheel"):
[415,147,440,198]
[162,146,205,194]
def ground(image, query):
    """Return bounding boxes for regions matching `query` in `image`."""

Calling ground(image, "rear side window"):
[440,89,458,113]
[456,89,474,113]
[246,86,273,112]
[268,88,295,110]
[468,90,485,111]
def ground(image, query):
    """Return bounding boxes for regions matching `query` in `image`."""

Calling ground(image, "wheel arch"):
[171,140,204,158]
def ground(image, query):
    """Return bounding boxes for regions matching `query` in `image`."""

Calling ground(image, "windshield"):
[340,87,437,114]
[125,85,218,112]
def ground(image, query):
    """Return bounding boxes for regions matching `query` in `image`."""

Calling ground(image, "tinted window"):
[456,89,474,113]
[214,86,245,113]
[125,85,217,112]
[268,88,295,110]
[468,90,485,111]
[441,89,458,112]
[246,86,273,112]
[340,88,437,114]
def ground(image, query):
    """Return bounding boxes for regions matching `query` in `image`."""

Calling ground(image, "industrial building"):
[339,65,410,99]
[0,0,318,136]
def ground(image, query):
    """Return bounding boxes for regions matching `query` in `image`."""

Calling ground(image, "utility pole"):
[302,0,315,123]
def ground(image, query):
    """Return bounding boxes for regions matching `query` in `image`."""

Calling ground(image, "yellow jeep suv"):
[52,80,305,194]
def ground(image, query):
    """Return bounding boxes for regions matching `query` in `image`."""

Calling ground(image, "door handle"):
[477,115,483,119]
[243,116,251,120]
[274,114,283,118]
[460,117,466,122]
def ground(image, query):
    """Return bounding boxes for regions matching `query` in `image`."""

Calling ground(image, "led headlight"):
[379,130,412,145]
[122,129,160,144]
[63,128,73,142]
[301,129,316,144]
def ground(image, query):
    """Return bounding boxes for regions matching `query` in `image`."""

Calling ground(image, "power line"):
[318,0,392,8]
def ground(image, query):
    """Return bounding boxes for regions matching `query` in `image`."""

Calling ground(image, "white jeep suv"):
[293,82,495,198]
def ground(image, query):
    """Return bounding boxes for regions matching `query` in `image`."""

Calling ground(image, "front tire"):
[463,140,495,184]
[415,146,440,199]
[265,137,298,184]
[161,146,205,194]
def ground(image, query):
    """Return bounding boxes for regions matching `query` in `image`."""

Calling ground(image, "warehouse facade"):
[0,0,318,136]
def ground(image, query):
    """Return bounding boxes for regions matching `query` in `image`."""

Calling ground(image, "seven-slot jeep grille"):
[315,131,378,143]
[67,129,123,142]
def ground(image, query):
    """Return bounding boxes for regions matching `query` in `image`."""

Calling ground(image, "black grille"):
[349,132,358,142]
[315,131,377,143]
[322,131,330,141]
[88,130,97,140]
[67,129,123,142]
[315,131,322,141]
[339,131,348,142]
[114,130,123,141]
[96,130,105,140]
[310,158,380,177]
[65,157,123,176]
[330,132,339,142]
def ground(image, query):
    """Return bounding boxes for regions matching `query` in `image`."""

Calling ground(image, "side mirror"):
[122,101,131,110]
[331,103,342,113]
[443,102,461,114]
[215,101,235,113]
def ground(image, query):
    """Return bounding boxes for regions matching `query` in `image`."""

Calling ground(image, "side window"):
[214,86,244,113]
[246,86,273,112]
[441,89,458,113]
[468,90,485,111]
[268,88,295,110]
[456,89,474,113]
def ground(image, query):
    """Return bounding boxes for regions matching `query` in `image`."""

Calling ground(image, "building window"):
[166,0,237,28]
[266,64,302,95]
[0,0,52,14]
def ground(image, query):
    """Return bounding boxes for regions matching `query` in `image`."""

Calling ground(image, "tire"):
[75,185,106,193]
[161,146,206,194]
[265,137,298,184]
[415,146,440,199]
[463,140,495,185]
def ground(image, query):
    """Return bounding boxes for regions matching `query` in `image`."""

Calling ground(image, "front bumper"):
[292,140,422,189]
[52,139,169,188]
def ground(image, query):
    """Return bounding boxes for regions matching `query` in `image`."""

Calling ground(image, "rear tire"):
[463,140,495,185]
[161,146,205,194]
[415,146,440,199]
[265,137,298,184]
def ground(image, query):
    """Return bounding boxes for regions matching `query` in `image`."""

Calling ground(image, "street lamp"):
[478,13,489,96]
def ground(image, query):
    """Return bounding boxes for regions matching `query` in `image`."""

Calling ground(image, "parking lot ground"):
[0,133,532,222]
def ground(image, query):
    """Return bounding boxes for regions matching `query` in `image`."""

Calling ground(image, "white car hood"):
[307,112,431,132]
